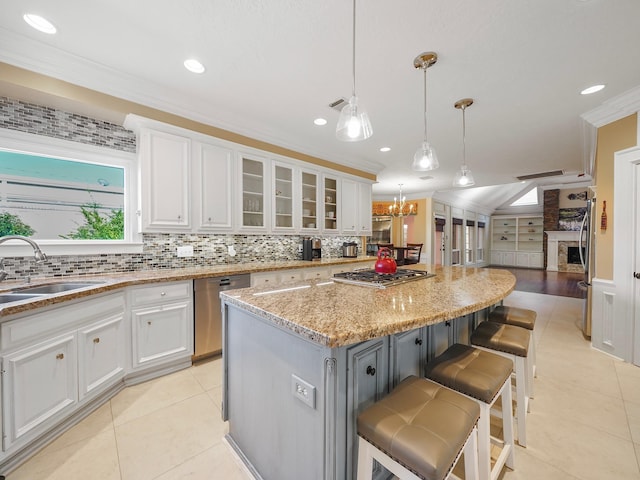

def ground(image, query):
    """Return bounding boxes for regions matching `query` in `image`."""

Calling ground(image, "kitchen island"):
[220,265,516,480]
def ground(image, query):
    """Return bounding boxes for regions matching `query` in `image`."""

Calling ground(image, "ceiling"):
[1,0,639,208]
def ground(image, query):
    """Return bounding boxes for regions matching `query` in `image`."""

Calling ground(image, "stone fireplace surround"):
[545,231,585,273]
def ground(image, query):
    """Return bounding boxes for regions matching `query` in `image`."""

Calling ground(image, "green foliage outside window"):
[61,203,124,240]
[0,212,35,237]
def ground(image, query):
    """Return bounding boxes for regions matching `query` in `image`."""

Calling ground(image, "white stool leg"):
[357,437,374,480]
[515,356,528,447]
[501,376,515,471]
[461,426,479,480]
[477,403,491,480]
[530,332,537,378]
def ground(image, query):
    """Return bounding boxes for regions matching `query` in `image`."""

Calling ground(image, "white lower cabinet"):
[78,313,126,401]
[0,292,125,454]
[2,332,77,450]
[129,282,193,370]
[0,282,194,467]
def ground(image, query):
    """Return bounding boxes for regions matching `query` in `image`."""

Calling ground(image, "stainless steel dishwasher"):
[194,274,251,361]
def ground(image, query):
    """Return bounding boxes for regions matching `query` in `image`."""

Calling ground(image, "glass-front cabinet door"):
[272,162,294,232]
[323,175,339,233]
[300,169,319,232]
[240,156,268,231]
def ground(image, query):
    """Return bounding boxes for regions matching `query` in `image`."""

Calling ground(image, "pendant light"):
[411,52,439,171]
[336,0,373,141]
[452,98,475,187]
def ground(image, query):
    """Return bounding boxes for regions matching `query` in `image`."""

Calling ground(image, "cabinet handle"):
[177,215,181,220]
[415,338,423,346]
[366,365,376,376]
[634,272,640,279]
[148,321,152,326]
[208,217,212,221]
[56,353,64,360]
[160,292,166,296]
[93,337,100,344]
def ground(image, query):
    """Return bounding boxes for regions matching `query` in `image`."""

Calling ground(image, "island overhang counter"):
[220,266,515,480]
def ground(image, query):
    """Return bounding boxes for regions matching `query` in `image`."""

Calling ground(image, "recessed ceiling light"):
[313,118,327,126]
[379,147,391,152]
[23,14,56,34]
[184,58,205,74]
[581,84,605,95]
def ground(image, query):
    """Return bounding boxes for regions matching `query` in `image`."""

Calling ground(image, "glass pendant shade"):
[411,141,439,171]
[453,165,475,187]
[336,96,373,141]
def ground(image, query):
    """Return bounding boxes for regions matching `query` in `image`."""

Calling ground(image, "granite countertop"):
[221,265,516,348]
[0,256,374,318]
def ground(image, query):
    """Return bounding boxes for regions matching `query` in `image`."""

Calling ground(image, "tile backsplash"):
[0,96,363,280]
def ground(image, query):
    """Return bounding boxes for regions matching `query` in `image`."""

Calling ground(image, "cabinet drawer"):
[1,293,124,351]
[129,281,192,307]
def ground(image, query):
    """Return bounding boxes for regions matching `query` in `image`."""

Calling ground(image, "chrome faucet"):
[0,235,48,282]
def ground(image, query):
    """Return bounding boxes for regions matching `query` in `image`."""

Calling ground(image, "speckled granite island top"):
[221,265,516,348]
[0,257,374,318]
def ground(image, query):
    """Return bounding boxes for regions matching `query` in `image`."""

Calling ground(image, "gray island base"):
[221,266,516,480]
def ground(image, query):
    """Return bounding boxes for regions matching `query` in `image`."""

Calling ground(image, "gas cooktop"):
[332,269,435,289]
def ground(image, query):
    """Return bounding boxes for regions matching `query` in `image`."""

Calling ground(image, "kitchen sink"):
[0,293,45,304]
[14,282,105,294]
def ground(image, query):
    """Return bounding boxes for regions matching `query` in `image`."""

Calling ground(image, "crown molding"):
[581,85,640,128]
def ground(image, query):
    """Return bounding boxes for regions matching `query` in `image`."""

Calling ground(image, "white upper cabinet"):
[341,179,372,235]
[341,178,358,235]
[193,142,234,231]
[139,129,191,231]
[271,161,295,233]
[126,115,374,236]
[358,182,373,235]
[239,155,270,232]
[299,169,320,233]
[322,175,339,233]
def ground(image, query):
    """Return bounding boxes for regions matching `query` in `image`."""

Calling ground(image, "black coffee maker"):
[302,237,322,261]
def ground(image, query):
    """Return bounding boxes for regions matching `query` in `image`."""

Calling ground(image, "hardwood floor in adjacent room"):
[490,267,585,298]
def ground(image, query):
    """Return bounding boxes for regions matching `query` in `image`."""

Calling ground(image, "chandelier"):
[388,184,416,217]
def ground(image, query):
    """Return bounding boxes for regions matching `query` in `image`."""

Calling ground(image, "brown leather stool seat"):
[425,343,512,403]
[470,321,532,447]
[470,321,529,358]
[357,375,480,480]
[425,344,515,480]
[489,306,536,330]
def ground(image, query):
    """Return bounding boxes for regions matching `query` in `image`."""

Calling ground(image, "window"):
[452,218,463,265]
[510,187,539,206]
[477,221,486,262]
[0,130,140,256]
[465,220,475,264]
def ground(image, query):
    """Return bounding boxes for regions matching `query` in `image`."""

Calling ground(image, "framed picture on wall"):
[558,207,586,231]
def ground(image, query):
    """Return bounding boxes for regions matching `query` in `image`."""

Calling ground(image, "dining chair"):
[404,243,423,264]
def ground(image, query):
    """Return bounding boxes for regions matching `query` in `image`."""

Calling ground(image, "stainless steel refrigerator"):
[578,196,596,338]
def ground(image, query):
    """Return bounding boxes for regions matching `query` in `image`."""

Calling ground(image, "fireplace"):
[545,231,585,273]
[567,246,584,265]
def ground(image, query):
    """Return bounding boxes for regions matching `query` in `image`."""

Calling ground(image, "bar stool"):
[489,306,537,381]
[425,343,515,480]
[357,376,480,480]
[470,321,531,447]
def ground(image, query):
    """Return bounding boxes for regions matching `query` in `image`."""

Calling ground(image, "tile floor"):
[5,291,640,479]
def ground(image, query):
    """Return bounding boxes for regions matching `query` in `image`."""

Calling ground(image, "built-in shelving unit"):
[490,215,543,268]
